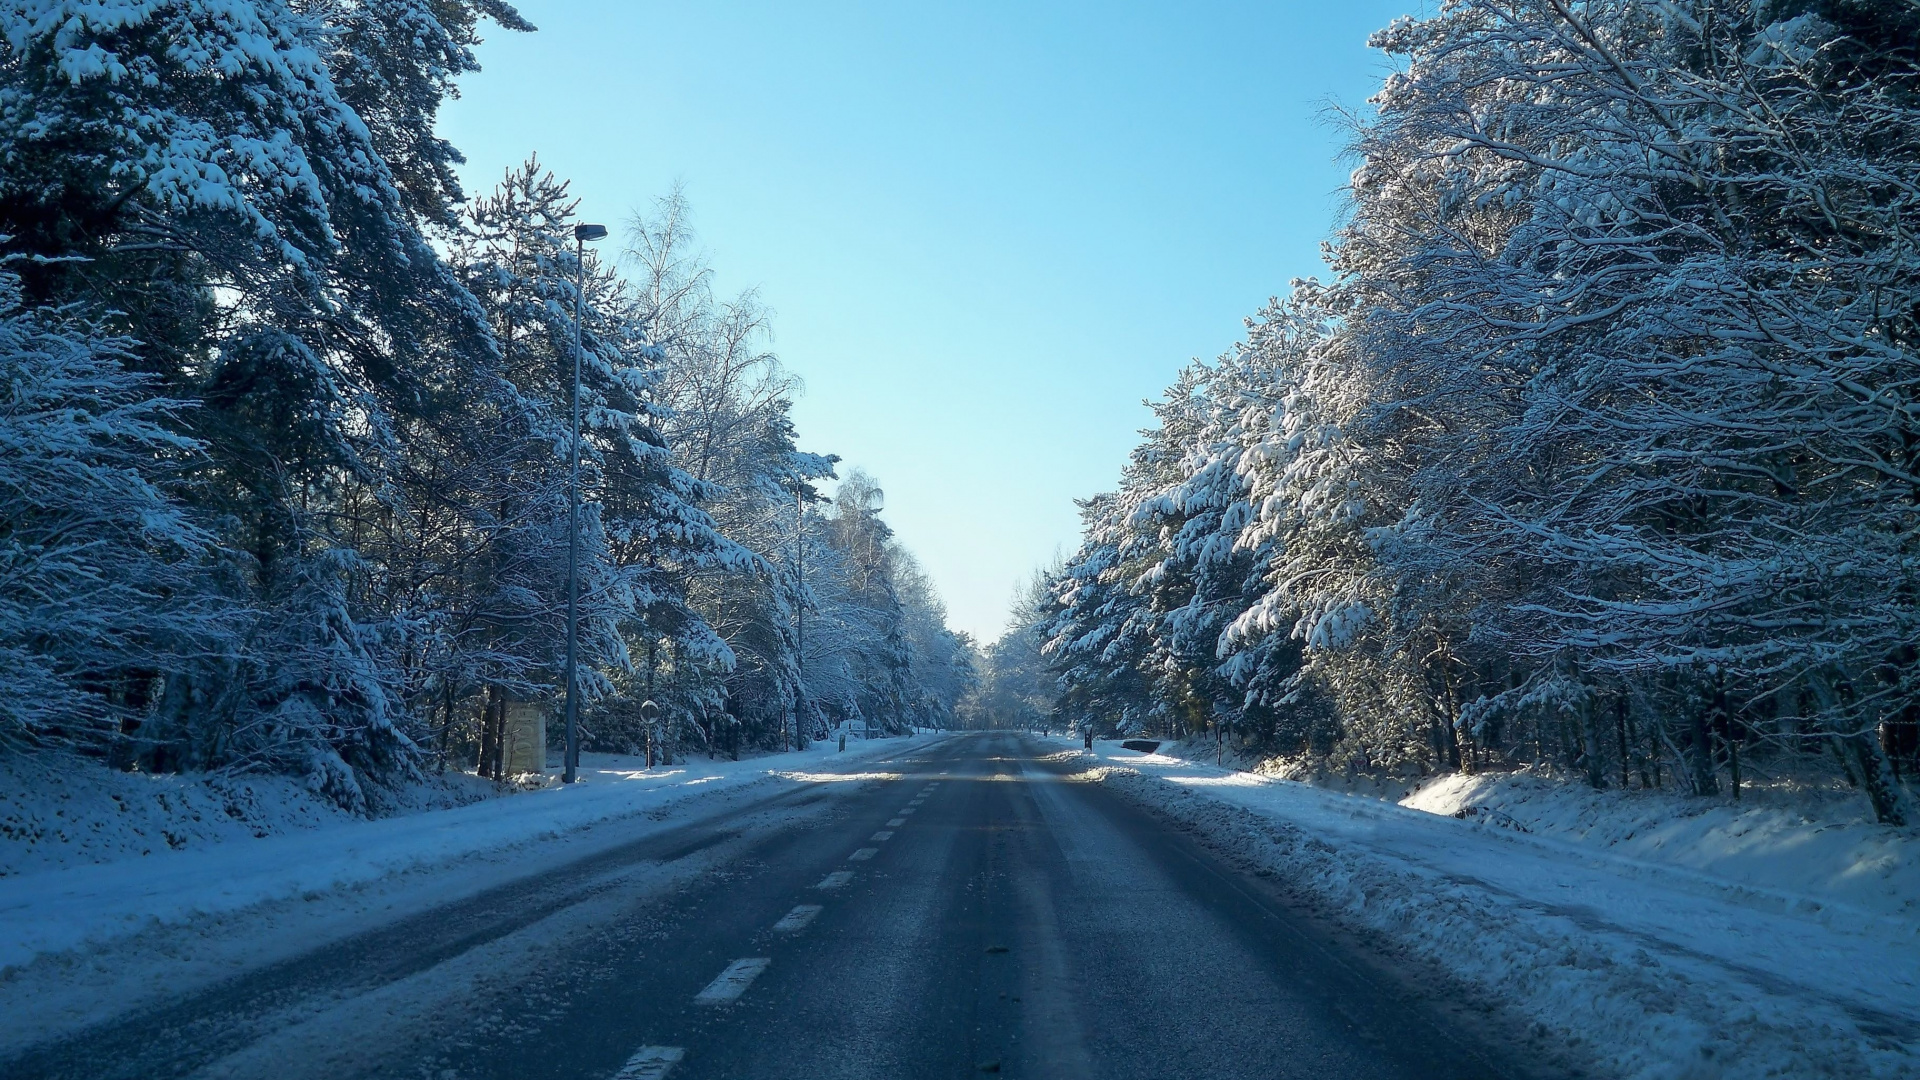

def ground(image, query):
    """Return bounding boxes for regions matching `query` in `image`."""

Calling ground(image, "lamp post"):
[564,222,608,785]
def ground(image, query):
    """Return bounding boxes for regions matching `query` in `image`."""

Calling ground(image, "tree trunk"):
[483,685,506,781]
[1626,702,1651,789]
[437,685,454,775]
[477,685,498,780]
[1440,666,1464,772]
[1615,697,1631,790]
[1685,700,1719,797]
[1843,729,1907,826]
[1578,697,1607,790]
[1727,729,1741,801]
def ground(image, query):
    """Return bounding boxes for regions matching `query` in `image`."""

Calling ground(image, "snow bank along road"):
[0,734,1543,1080]
[1057,737,1920,1080]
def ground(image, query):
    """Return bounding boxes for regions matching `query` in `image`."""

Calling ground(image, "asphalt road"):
[8,734,1534,1080]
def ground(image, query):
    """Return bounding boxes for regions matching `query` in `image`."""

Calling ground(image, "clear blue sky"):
[439,0,1416,642]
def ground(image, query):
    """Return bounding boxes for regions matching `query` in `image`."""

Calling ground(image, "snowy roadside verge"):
[0,753,499,878]
[1401,769,1918,922]
[1043,736,1919,1080]
[0,734,942,974]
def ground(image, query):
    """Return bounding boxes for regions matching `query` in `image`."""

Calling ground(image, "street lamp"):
[564,222,608,784]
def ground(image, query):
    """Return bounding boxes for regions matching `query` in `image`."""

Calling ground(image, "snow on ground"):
[0,754,497,879]
[1045,735,1920,1080]
[1403,770,1919,922]
[0,734,937,975]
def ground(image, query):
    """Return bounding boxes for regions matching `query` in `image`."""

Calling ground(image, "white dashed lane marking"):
[814,870,855,889]
[610,1046,684,1079]
[897,807,916,815]
[694,958,771,1005]
[772,904,823,932]
[871,830,893,841]
[848,847,879,861]
[887,818,907,827]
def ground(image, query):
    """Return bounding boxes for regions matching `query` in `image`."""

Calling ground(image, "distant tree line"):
[981,0,1920,824]
[0,1,972,809]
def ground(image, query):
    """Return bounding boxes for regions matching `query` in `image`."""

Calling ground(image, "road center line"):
[694,958,771,1005]
[848,847,879,861]
[610,1046,685,1079]
[887,817,907,827]
[814,870,855,889]
[871,830,893,841]
[772,904,823,932]
[897,807,916,815]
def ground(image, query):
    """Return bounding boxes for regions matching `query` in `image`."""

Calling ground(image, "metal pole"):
[564,236,584,784]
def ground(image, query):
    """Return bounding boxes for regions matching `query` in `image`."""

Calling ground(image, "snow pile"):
[1403,771,1919,921]
[1165,735,1919,920]
[0,754,498,878]
[0,735,939,973]
[1056,737,1919,1080]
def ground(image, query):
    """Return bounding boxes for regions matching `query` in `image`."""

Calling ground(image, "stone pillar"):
[503,700,548,776]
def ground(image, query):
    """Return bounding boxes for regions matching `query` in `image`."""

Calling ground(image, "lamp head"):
[574,223,609,243]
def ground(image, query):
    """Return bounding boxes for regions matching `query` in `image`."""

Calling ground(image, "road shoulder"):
[0,735,946,1058]
[1039,735,1918,1080]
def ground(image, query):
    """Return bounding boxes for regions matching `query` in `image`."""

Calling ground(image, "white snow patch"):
[1403,770,1919,920]
[0,753,496,878]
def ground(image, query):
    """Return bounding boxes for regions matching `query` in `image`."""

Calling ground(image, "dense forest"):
[8,0,1920,828]
[0,1,973,809]
[978,0,1920,824]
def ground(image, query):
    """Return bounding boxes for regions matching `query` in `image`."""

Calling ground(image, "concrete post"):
[503,700,547,776]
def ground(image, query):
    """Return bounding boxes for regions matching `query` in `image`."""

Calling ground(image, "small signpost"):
[640,699,661,768]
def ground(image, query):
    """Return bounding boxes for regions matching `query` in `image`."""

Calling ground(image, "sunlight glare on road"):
[774,771,904,783]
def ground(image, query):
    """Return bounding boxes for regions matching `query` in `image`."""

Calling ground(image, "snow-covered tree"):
[893,552,978,730]
[971,569,1059,732]
[0,260,225,755]
[1050,0,1920,823]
